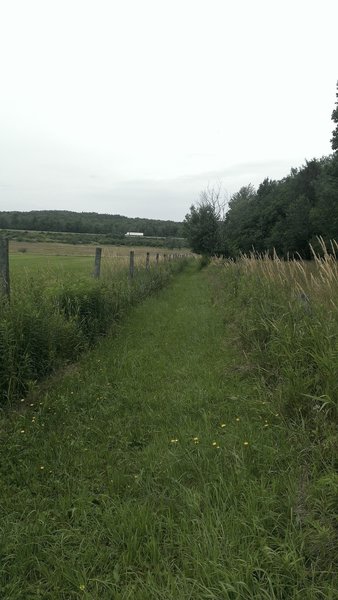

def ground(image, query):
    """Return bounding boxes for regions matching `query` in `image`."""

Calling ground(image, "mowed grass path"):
[0,266,324,599]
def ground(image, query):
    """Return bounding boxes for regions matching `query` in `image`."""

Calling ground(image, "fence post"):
[156,253,159,267]
[146,252,150,271]
[129,250,135,279]
[93,247,102,278]
[163,253,167,262]
[0,238,10,300]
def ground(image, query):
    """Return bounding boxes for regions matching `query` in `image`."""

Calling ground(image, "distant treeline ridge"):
[0,210,184,238]
[184,82,338,258]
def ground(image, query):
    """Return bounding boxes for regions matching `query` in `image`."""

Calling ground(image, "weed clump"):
[214,238,338,424]
[0,259,188,403]
[210,238,338,581]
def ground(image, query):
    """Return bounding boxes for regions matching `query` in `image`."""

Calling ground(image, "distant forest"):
[0,211,184,239]
[3,83,338,258]
[184,82,338,258]
[222,152,338,258]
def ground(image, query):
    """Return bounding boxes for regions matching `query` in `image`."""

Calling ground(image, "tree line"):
[184,82,338,258]
[0,210,184,239]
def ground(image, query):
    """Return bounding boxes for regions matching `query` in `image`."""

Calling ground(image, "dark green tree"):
[183,187,226,255]
[331,81,338,151]
[224,184,257,255]
[183,203,219,255]
[311,153,338,242]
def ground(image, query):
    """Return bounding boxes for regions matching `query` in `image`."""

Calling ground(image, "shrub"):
[214,245,338,424]
[0,259,189,403]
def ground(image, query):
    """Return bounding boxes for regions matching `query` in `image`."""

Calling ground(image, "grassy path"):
[0,266,329,599]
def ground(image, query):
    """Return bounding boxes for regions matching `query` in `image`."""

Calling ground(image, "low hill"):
[0,210,184,238]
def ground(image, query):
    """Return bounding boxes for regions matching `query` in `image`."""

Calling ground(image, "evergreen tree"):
[331,80,338,151]
[183,202,220,255]
[183,187,226,255]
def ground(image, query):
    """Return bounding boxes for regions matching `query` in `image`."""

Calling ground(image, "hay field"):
[9,240,185,257]
[9,241,188,279]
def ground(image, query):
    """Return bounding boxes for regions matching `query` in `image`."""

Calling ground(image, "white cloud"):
[0,0,337,219]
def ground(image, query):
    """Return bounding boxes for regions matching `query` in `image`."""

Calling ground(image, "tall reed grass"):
[212,238,338,571]
[215,237,338,423]
[0,258,189,403]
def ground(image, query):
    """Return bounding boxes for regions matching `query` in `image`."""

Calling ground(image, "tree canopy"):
[331,80,338,151]
[184,83,338,258]
[183,186,227,255]
[0,210,184,239]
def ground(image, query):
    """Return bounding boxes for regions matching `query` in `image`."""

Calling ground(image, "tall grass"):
[214,238,338,420]
[0,258,336,597]
[0,258,189,403]
[211,238,338,573]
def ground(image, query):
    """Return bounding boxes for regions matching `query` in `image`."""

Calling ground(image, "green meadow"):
[0,252,337,598]
[10,254,93,278]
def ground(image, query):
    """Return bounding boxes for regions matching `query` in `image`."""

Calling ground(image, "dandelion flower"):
[170,438,179,443]
[244,441,249,446]
[193,437,199,441]
[236,417,240,422]
[40,466,45,470]
[79,584,85,591]
[264,423,269,428]
[20,430,25,433]
[221,423,226,428]
[212,441,217,446]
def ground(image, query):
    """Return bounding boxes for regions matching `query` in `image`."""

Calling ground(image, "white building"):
[125,232,144,237]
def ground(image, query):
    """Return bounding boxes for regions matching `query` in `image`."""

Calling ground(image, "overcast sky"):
[0,0,337,221]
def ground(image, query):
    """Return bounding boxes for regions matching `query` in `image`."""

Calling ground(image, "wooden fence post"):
[129,250,135,279]
[156,253,159,267]
[93,247,102,278]
[0,238,10,300]
[146,252,150,271]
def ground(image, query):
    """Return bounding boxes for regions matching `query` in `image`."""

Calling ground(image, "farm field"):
[1,246,189,403]
[9,241,186,257]
[8,242,191,288]
[9,242,188,277]
[0,258,337,598]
